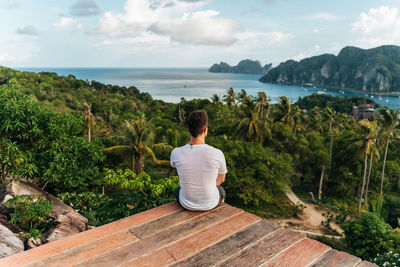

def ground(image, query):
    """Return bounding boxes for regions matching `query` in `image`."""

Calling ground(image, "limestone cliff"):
[259,45,400,93]
[209,59,272,75]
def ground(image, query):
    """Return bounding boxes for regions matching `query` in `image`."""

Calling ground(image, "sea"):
[16,68,400,109]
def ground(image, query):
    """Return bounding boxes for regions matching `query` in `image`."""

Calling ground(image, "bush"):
[373,251,400,267]
[4,195,54,238]
[342,212,400,261]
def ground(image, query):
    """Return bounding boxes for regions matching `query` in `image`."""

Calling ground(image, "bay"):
[16,67,400,109]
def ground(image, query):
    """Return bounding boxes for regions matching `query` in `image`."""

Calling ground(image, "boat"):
[324,89,327,91]
[378,97,382,100]
[371,95,374,98]
[304,88,308,91]
[386,99,389,102]
[317,91,326,95]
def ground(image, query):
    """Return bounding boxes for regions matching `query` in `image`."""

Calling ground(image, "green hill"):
[260,45,400,93]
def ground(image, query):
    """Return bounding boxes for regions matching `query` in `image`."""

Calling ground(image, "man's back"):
[171,144,227,211]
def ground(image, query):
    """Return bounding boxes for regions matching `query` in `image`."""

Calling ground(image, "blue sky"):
[1,0,400,67]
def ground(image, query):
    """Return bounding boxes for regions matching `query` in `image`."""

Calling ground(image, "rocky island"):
[209,59,272,75]
[259,45,400,93]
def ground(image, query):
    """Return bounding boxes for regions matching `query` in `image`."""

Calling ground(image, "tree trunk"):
[380,139,389,195]
[138,154,144,173]
[131,154,136,174]
[364,152,374,207]
[318,165,325,200]
[88,121,91,142]
[101,186,105,195]
[358,152,369,213]
[329,134,333,170]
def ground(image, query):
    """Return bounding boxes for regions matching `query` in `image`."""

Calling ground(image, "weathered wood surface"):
[263,238,331,267]
[0,201,181,267]
[216,228,306,267]
[310,249,362,267]
[171,220,280,267]
[356,261,379,267]
[0,201,375,267]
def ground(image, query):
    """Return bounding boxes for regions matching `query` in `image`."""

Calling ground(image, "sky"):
[1,0,400,68]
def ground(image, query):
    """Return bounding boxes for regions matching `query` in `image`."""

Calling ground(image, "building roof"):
[0,201,376,267]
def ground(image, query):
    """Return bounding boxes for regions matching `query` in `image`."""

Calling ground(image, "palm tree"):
[275,96,293,125]
[378,108,400,195]
[223,88,237,108]
[355,119,380,213]
[211,94,222,105]
[255,92,270,119]
[236,97,269,143]
[364,149,379,207]
[237,89,248,104]
[83,101,95,142]
[325,107,337,169]
[104,113,171,173]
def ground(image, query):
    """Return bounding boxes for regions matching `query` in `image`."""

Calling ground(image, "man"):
[170,110,227,211]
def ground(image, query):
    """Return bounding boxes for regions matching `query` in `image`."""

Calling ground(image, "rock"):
[26,237,43,249]
[0,225,24,259]
[209,60,272,75]
[0,180,74,217]
[44,211,88,242]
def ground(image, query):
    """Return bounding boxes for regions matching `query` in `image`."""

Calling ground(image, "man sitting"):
[170,110,227,211]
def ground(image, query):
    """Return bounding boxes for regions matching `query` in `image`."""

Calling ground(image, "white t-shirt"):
[170,144,227,211]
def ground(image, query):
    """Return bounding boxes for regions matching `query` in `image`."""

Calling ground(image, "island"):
[209,59,272,75]
[259,45,400,93]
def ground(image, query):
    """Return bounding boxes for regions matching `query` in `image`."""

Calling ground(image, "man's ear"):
[204,126,208,136]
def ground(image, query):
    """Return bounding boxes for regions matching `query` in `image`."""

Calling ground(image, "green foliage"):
[209,137,293,207]
[342,212,400,261]
[384,196,400,228]
[373,251,400,267]
[4,195,53,238]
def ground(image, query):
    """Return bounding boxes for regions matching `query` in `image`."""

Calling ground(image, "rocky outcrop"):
[0,180,89,257]
[209,60,272,75]
[260,45,400,93]
[0,225,24,259]
[0,180,74,217]
[45,211,88,242]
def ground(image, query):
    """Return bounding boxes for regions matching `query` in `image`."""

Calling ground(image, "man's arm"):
[216,173,226,186]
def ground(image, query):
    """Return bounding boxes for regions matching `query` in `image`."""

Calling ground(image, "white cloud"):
[69,0,100,17]
[16,25,40,35]
[53,17,83,31]
[90,0,238,46]
[352,6,400,47]
[303,12,340,21]
[292,45,321,61]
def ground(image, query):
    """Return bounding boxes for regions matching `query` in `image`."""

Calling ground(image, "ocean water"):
[17,67,400,109]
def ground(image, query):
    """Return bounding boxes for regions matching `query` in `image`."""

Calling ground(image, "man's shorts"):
[174,186,226,210]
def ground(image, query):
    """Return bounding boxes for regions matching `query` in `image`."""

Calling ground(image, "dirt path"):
[285,190,343,235]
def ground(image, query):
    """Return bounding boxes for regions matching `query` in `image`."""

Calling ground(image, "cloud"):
[16,25,39,35]
[54,17,83,31]
[292,45,321,61]
[150,10,238,46]
[352,6,400,47]
[302,12,340,21]
[90,0,238,46]
[69,0,100,17]
[1,0,18,9]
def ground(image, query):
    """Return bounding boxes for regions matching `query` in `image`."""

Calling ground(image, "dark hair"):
[187,110,208,138]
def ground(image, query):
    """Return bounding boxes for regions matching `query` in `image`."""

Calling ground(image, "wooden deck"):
[0,202,376,267]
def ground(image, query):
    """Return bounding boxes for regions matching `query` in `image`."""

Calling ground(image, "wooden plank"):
[310,249,361,267]
[355,261,378,267]
[35,205,224,267]
[262,238,331,267]
[124,211,261,266]
[216,228,306,267]
[0,201,182,267]
[77,204,243,267]
[171,220,279,267]
[30,231,138,267]
[130,204,225,239]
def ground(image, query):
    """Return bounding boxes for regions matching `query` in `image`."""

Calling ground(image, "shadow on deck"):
[0,202,376,267]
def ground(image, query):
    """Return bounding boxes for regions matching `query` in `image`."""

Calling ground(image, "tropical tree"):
[223,88,237,108]
[236,97,269,143]
[83,101,95,142]
[325,107,337,169]
[275,96,293,125]
[355,119,380,213]
[255,92,270,119]
[378,108,400,195]
[211,94,222,105]
[104,113,171,173]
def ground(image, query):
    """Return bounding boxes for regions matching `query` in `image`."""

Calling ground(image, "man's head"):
[187,110,208,138]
